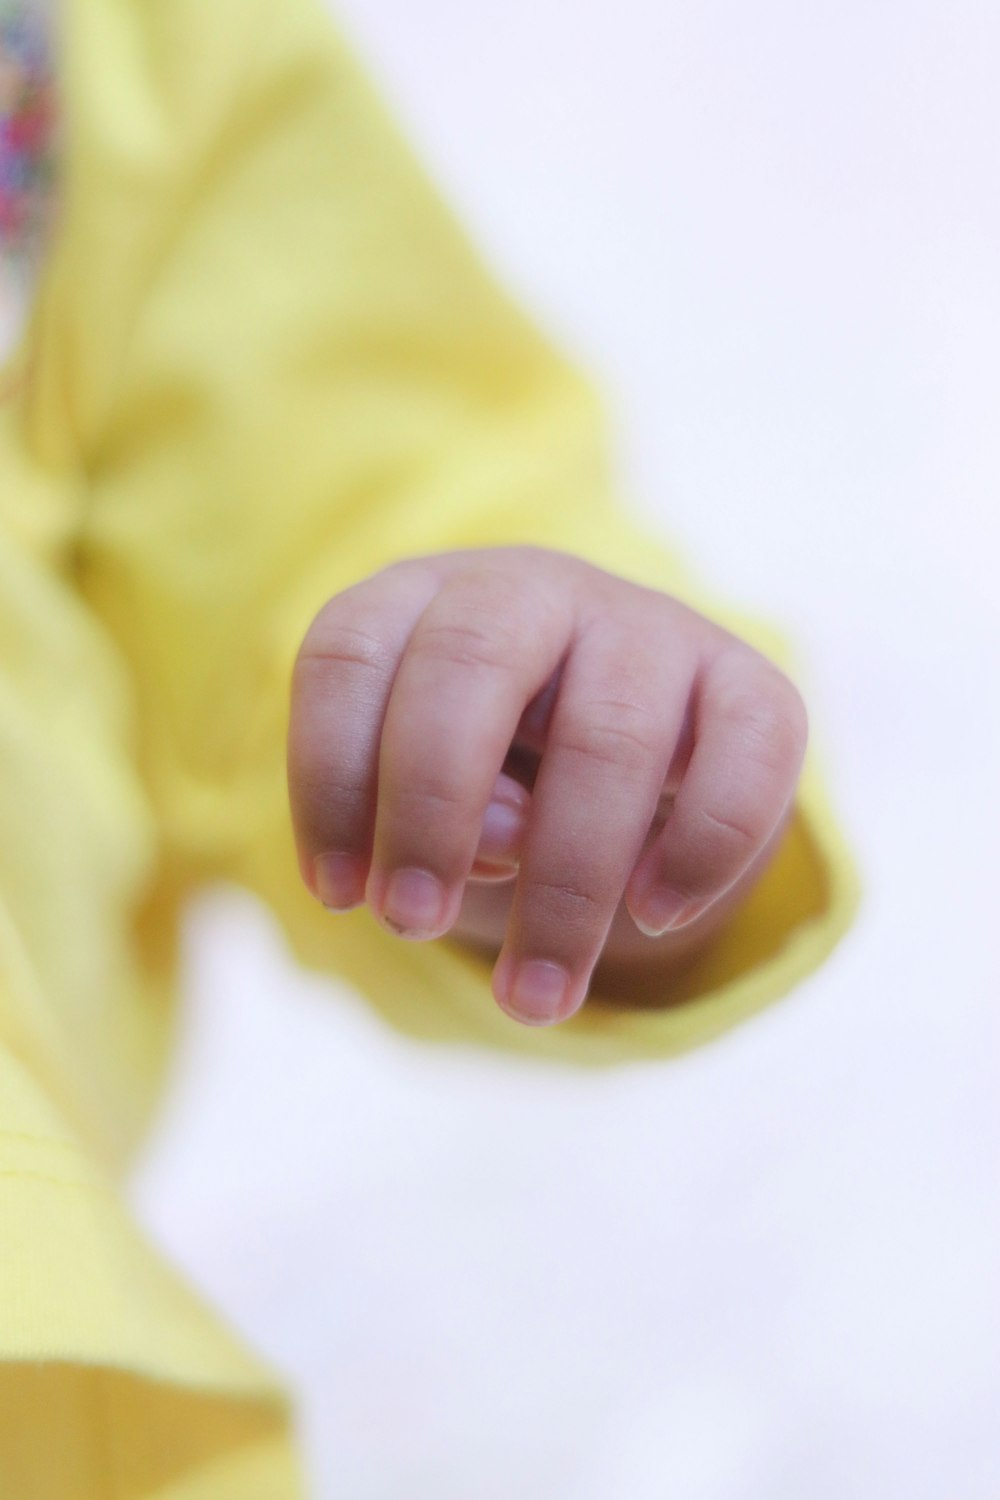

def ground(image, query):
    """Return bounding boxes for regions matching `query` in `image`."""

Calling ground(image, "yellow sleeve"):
[55,0,859,1067]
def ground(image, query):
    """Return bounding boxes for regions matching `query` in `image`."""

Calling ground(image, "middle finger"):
[492,611,695,1024]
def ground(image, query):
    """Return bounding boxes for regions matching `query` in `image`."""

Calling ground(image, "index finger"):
[366,554,577,938]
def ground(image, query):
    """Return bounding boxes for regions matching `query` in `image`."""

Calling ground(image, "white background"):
[130,2,1000,1496]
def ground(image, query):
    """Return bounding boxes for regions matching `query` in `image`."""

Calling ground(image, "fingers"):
[289,552,574,930]
[290,550,809,1034]
[625,644,808,935]
[491,611,697,1025]
[365,561,572,937]
[288,561,442,909]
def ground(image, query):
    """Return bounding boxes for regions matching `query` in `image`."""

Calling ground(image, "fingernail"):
[314,852,365,910]
[504,959,570,1025]
[478,798,525,862]
[632,887,695,936]
[383,867,447,939]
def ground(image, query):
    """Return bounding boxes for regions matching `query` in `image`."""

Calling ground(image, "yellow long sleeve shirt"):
[0,0,860,1493]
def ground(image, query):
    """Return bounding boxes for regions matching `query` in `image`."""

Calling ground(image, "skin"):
[287,545,808,1026]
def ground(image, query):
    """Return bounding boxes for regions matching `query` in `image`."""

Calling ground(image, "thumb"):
[468,770,531,882]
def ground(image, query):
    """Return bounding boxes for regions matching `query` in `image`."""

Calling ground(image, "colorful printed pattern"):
[0,2,56,260]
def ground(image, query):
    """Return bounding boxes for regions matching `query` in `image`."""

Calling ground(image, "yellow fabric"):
[0,0,860,1493]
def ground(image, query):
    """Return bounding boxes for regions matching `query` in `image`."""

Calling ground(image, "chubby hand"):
[287,546,807,1026]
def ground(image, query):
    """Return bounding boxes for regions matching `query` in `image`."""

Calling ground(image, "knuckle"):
[697,800,765,854]
[556,701,655,775]
[412,613,519,673]
[524,874,605,935]
[296,613,391,677]
[391,767,467,822]
[411,565,550,673]
[716,665,808,774]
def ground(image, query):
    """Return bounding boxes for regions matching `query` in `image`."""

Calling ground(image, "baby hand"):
[287,547,807,1023]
